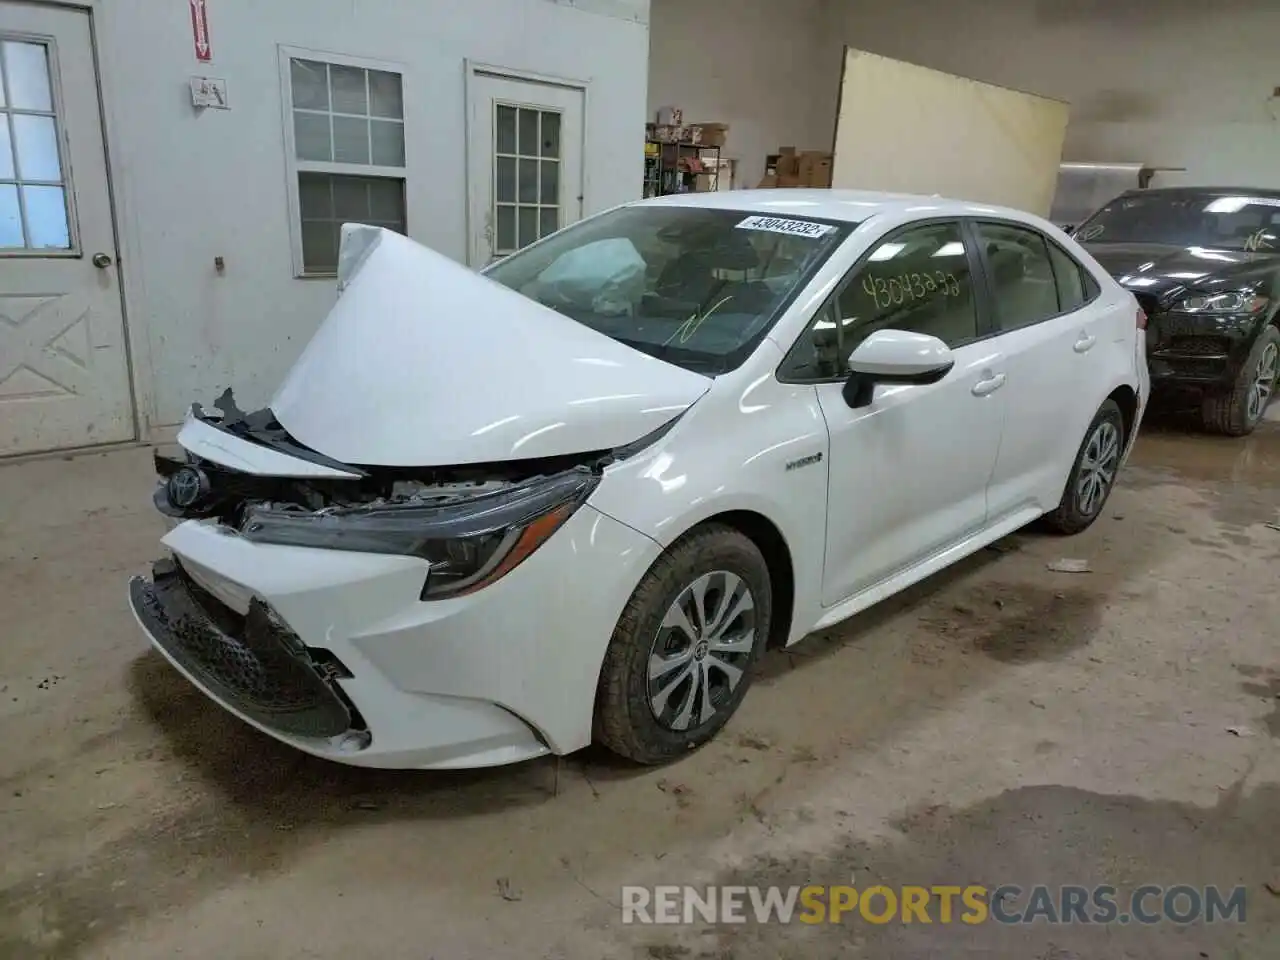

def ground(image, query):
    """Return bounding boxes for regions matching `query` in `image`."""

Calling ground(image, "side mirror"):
[842,329,955,409]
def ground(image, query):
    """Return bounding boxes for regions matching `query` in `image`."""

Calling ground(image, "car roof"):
[1117,186,1280,199]
[638,188,1045,226]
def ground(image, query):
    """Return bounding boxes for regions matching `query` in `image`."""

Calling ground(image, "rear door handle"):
[1074,333,1097,353]
[971,372,1007,397]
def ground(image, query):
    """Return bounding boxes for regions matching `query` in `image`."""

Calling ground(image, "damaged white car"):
[130,191,1149,769]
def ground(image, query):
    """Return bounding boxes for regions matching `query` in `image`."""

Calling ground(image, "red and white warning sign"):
[189,0,212,62]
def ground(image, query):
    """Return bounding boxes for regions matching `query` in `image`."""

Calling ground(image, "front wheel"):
[1043,398,1125,535]
[1201,325,1279,437]
[593,524,771,765]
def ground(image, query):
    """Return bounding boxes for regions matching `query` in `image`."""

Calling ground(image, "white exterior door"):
[0,3,131,457]
[466,69,584,267]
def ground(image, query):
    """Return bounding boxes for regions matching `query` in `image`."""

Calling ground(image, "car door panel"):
[972,221,1111,520]
[816,342,1007,606]
[983,314,1091,518]
[775,218,1009,609]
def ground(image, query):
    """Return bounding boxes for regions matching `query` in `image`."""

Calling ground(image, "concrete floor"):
[1,416,1279,959]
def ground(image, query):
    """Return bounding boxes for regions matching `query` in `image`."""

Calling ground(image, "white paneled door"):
[0,3,132,456]
[467,68,584,267]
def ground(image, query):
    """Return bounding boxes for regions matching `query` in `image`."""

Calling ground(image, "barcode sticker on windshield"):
[736,215,835,238]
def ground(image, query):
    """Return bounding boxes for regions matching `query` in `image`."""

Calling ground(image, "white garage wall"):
[94,0,650,429]
[819,0,1280,189]
[647,0,838,189]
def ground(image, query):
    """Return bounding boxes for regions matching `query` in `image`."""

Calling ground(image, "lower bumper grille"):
[130,558,356,739]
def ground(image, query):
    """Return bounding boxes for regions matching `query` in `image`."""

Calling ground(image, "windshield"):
[1075,192,1280,253]
[484,206,849,374]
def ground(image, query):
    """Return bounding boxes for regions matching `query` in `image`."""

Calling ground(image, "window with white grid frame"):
[286,54,406,275]
[493,103,562,256]
[0,38,73,251]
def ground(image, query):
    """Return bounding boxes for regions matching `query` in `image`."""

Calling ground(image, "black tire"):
[1201,325,1280,437]
[1043,398,1125,535]
[594,524,771,765]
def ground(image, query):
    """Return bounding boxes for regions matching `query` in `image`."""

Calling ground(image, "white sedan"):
[129,190,1149,769]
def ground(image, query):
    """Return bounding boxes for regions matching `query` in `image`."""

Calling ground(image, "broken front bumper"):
[128,507,663,769]
[129,558,362,743]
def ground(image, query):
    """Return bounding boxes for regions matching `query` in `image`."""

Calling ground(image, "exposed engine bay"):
[154,388,673,525]
[151,389,679,600]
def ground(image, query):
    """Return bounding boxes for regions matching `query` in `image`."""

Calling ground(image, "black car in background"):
[1075,187,1280,436]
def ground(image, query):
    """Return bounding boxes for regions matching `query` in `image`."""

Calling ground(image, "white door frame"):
[0,0,148,455]
[462,59,590,268]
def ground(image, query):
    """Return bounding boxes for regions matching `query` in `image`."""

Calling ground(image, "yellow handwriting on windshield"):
[1243,229,1275,252]
[666,294,735,346]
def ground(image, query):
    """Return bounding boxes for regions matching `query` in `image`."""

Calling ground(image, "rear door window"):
[1046,242,1086,312]
[974,221,1061,332]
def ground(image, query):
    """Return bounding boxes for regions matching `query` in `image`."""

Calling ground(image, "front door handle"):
[971,372,1007,397]
[1074,333,1097,353]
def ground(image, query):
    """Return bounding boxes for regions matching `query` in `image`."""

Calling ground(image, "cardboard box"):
[796,151,834,187]
[774,148,800,179]
[757,174,778,188]
[655,105,683,126]
[687,122,728,147]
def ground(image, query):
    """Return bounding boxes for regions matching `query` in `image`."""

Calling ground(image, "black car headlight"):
[1173,290,1269,315]
[239,468,598,599]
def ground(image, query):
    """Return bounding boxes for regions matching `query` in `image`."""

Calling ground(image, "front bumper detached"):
[129,558,365,744]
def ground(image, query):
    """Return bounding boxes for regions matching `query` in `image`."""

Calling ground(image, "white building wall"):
[92,0,650,429]
[647,0,837,191]
[651,0,1280,198]
[818,0,1280,189]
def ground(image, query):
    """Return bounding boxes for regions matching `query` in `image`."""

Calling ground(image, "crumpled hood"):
[271,228,711,467]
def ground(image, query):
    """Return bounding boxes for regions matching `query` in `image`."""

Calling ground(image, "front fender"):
[587,372,831,646]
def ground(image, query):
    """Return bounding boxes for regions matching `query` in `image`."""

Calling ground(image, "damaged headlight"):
[239,468,599,599]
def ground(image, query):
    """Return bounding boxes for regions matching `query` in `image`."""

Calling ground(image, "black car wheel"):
[1044,398,1125,535]
[1202,325,1280,437]
[594,524,771,765]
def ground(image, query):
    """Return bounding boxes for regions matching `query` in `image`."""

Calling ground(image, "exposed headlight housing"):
[239,467,598,599]
[1174,290,1269,315]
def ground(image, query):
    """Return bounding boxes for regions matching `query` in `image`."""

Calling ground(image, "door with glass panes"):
[0,3,133,456]
[466,70,584,266]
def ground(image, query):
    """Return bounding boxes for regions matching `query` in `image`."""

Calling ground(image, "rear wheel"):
[1201,325,1279,437]
[1043,398,1125,535]
[594,525,771,765]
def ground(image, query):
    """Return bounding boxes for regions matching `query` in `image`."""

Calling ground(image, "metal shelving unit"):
[643,140,723,198]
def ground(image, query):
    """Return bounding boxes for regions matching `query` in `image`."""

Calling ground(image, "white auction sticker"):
[736,215,835,238]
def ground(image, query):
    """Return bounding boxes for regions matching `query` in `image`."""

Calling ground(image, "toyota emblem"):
[167,466,210,509]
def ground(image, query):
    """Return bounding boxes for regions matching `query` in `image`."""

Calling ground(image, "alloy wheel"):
[647,571,757,731]
[1076,419,1120,517]
[1247,342,1278,424]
